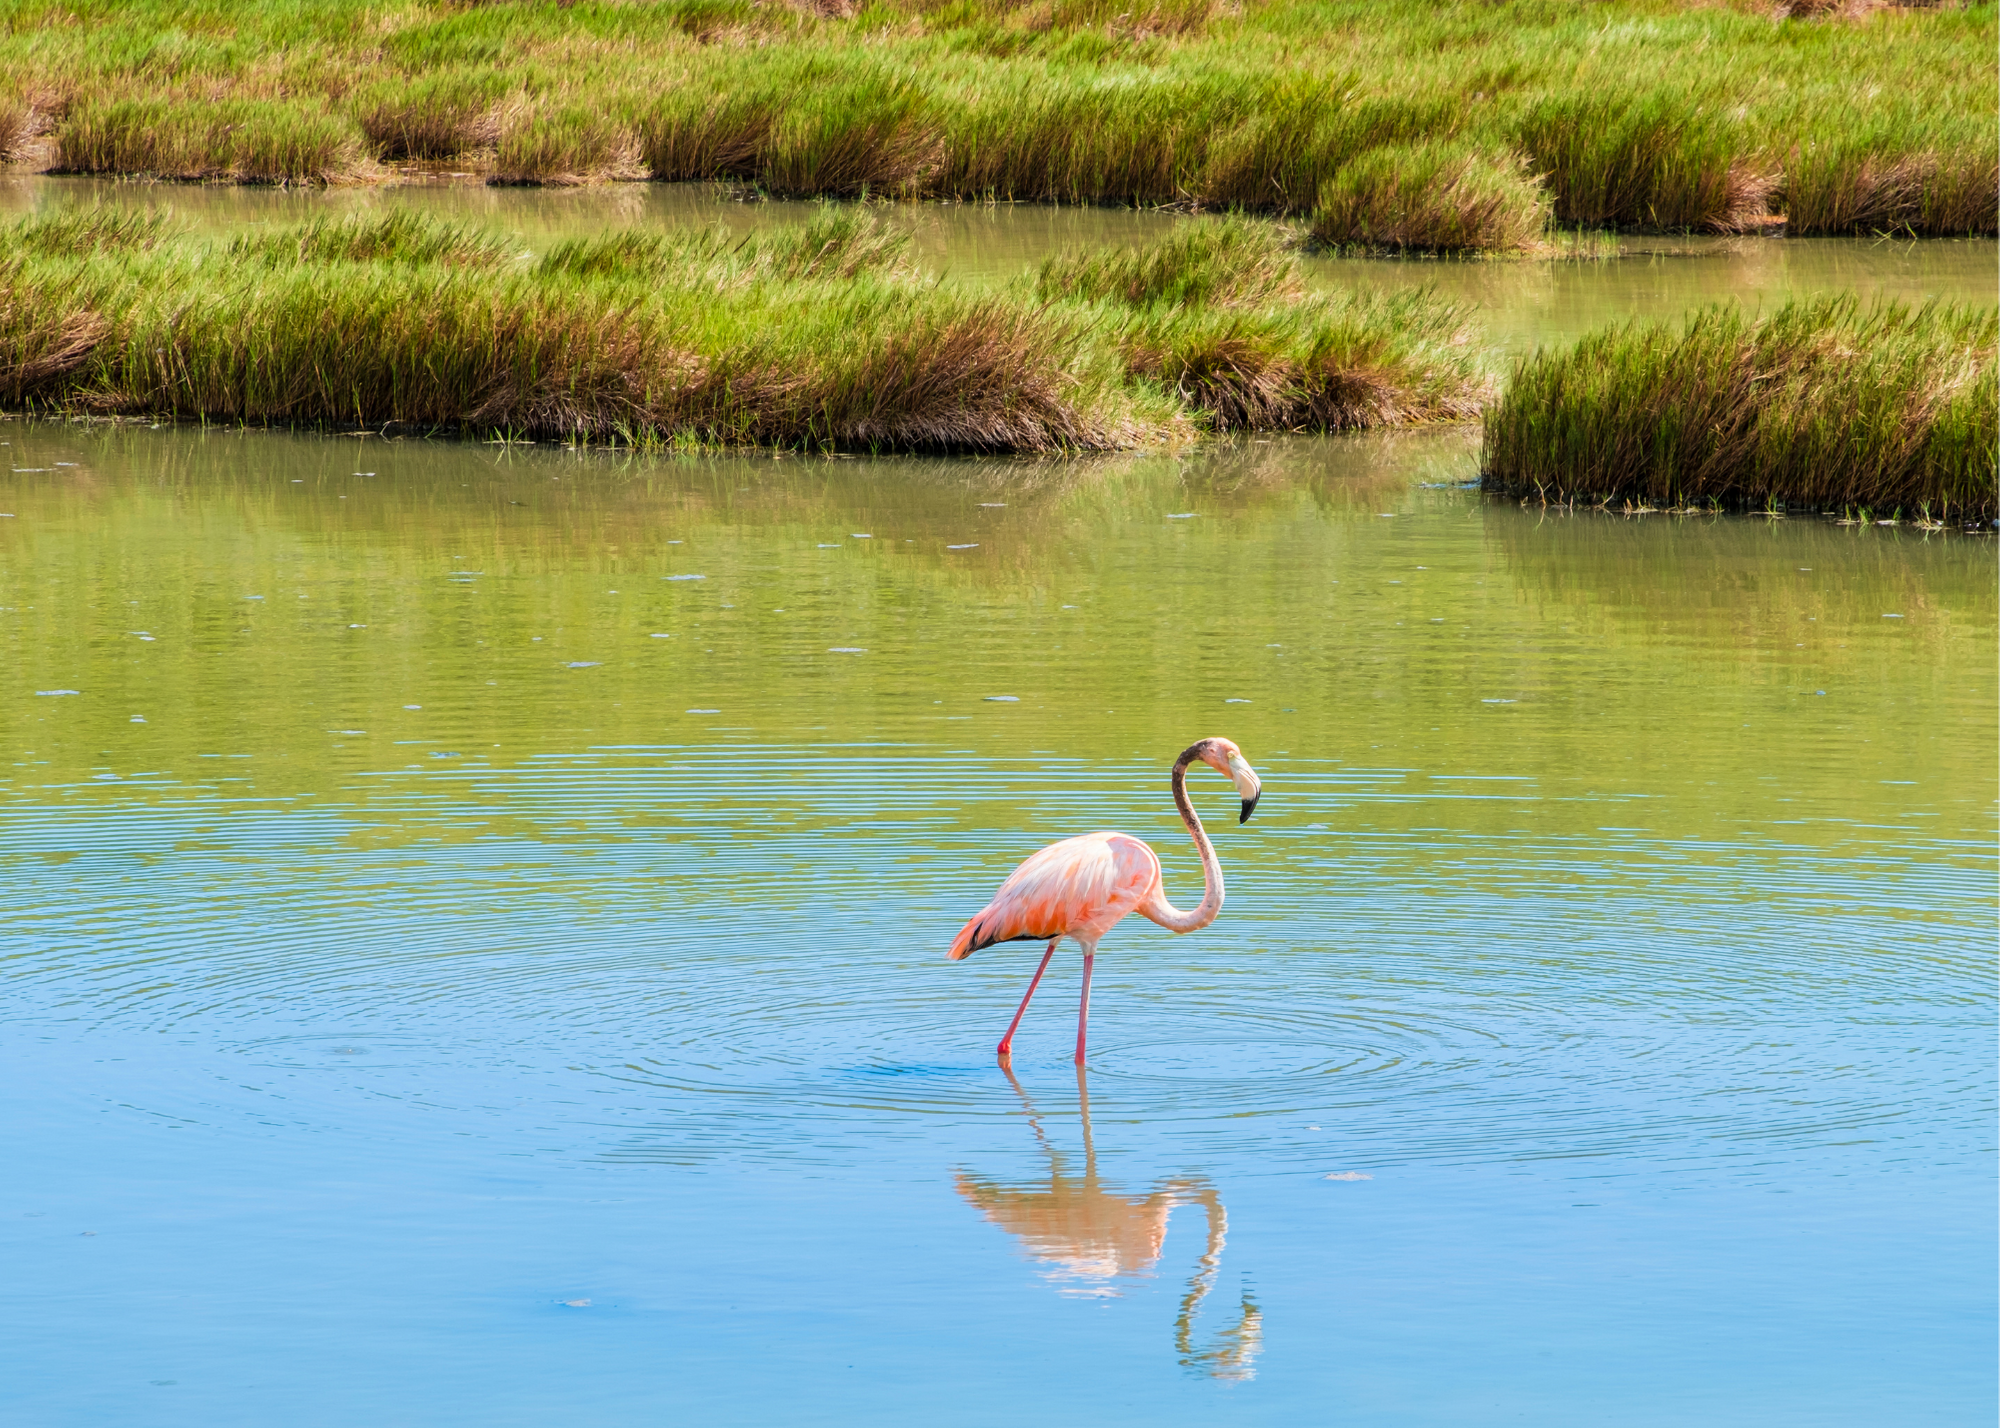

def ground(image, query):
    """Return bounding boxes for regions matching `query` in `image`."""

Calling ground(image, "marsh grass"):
[1482,296,1999,518]
[1123,291,1489,431]
[55,100,363,184]
[7,206,179,255]
[1035,216,1301,308]
[1034,218,1490,430]
[1310,141,1549,253]
[0,211,1493,449]
[1515,94,1776,232]
[0,97,28,163]
[7,1,1990,239]
[491,107,637,185]
[539,207,915,283]
[356,73,515,162]
[227,211,514,269]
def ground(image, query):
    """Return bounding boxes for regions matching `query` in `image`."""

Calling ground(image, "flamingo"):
[947,737,1262,1065]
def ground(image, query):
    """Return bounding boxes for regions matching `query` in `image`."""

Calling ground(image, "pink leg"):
[1074,951,1095,1066]
[996,941,1057,1062]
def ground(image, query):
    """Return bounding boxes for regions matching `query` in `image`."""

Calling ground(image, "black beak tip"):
[1240,794,1259,825]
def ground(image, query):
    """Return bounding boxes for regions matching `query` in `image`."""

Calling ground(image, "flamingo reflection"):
[955,1067,1262,1381]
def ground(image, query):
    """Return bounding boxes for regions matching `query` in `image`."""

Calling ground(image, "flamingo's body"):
[948,737,1262,1064]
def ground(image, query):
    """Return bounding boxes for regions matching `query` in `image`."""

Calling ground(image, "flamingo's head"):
[1187,737,1262,824]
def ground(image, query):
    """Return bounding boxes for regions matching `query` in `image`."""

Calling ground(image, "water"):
[2,414,1992,1424]
[2,176,1996,1422]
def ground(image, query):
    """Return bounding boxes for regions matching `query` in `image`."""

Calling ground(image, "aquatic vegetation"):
[1035,216,1301,309]
[1037,218,1487,429]
[1309,140,1550,253]
[1482,296,1999,519]
[0,211,1488,449]
[226,211,514,269]
[53,100,364,185]
[6,206,180,256]
[1,0,1989,238]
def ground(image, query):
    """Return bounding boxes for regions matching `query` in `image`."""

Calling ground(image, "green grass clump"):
[1481,296,1999,518]
[0,207,1493,449]
[227,211,514,269]
[355,72,513,161]
[1122,288,1488,432]
[5,206,180,256]
[0,216,1163,450]
[1034,218,1489,431]
[1310,140,1550,253]
[1513,92,1775,232]
[0,97,29,163]
[0,260,113,404]
[491,107,633,186]
[55,100,363,185]
[1035,216,1301,308]
[538,207,914,284]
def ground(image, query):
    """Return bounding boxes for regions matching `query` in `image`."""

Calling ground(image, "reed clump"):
[226,211,514,269]
[1035,216,1302,308]
[355,74,514,163]
[1035,217,1490,430]
[0,210,1496,450]
[54,100,364,185]
[7,206,180,256]
[1481,296,1999,519]
[491,108,636,186]
[1310,141,1550,253]
[538,208,915,284]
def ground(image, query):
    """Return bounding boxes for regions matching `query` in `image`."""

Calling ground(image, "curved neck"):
[1144,753,1225,934]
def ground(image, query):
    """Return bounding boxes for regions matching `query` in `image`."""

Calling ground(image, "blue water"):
[1,423,1993,1424]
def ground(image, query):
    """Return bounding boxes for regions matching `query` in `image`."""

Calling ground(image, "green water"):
[0,177,1994,1424]
[2,417,1993,1423]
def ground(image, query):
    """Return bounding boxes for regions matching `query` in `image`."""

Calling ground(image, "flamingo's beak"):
[1227,753,1262,824]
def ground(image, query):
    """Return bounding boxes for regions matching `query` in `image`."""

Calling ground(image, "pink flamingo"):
[948,737,1262,1065]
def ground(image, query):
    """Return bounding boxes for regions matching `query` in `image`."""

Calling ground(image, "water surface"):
[1,422,1992,1424]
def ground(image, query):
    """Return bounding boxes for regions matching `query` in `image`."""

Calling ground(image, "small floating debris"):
[1166,512,1197,519]
[1882,613,1903,619]
[565,661,602,669]
[1324,1172,1373,1182]
[978,502,1006,508]
[851,533,872,539]
[130,716,146,723]
[561,1299,592,1309]
[817,543,840,548]
[946,543,979,550]
[1225,698,1252,704]
[1481,698,1516,704]
[348,623,366,629]
[663,574,705,581]
[686,708,720,714]
[984,695,1018,702]
[35,690,79,696]
[403,704,422,710]
[828,647,867,654]
[649,633,672,639]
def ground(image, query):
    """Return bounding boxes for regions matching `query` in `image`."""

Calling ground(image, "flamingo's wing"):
[947,833,1159,960]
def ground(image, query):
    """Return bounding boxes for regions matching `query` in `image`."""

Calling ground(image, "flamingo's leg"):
[1074,950,1095,1066]
[996,941,1057,1062]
